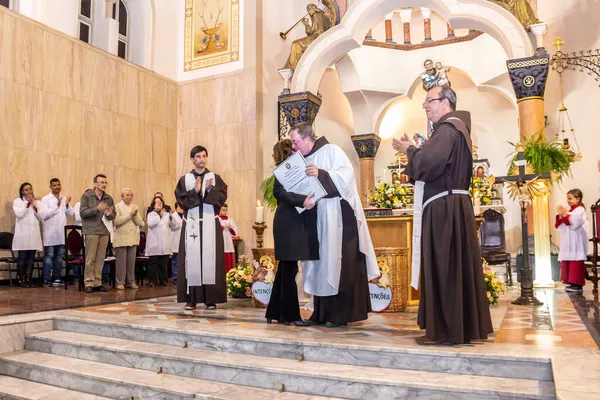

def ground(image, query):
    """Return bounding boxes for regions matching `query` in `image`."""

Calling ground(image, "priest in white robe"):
[174,145,228,311]
[290,122,380,327]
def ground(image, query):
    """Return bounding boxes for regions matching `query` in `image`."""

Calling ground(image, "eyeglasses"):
[422,97,444,105]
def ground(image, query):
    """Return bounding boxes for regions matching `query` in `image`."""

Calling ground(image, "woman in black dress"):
[265,139,319,326]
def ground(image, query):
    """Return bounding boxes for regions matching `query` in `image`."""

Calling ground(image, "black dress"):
[265,179,319,323]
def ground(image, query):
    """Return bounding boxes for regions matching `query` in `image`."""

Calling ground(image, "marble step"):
[0,351,338,400]
[54,316,553,381]
[0,376,110,400]
[24,330,555,400]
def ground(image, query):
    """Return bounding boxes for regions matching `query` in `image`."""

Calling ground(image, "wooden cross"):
[495,149,551,306]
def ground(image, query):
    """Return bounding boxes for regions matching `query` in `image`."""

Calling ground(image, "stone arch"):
[291,0,534,94]
[373,67,517,135]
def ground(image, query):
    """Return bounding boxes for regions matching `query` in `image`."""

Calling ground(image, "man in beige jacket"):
[113,188,145,289]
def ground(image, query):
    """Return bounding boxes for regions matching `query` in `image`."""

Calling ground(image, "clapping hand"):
[556,205,567,216]
[303,194,316,210]
[195,176,202,192]
[392,133,414,154]
[104,207,113,217]
[131,209,138,218]
[65,196,71,206]
[97,201,108,212]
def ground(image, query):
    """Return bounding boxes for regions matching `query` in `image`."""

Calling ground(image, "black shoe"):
[184,303,196,310]
[324,321,347,328]
[53,279,65,286]
[43,281,52,288]
[205,304,217,310]
[85,286,95,293]
[148,282,154,288]
[160,282,168,287]
[95,286,108,292]
[291,320,312,327]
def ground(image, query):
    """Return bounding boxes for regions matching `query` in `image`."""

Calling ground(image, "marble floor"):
[72,284,600,349]
[0,281,177,316]
[2,284,600,399]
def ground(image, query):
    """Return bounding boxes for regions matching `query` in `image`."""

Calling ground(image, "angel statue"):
[282,1,337,71]
[489,0,539,30]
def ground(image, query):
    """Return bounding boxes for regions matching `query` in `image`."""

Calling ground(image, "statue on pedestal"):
[282,1,336,71]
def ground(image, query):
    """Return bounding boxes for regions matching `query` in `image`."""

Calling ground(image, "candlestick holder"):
[252,223,267,249]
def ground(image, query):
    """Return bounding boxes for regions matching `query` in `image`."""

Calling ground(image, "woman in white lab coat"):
[13,182,45,287]
[146,197,174,287]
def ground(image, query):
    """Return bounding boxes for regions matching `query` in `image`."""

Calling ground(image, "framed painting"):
[184,0,240,71]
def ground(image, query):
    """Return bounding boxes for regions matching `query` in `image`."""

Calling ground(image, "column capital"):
[351,134,381,159]
[399,9,412,23]
[420,7,431,19]
[385,12,394,21]
[278,92,322,138]
[506,55,550,102]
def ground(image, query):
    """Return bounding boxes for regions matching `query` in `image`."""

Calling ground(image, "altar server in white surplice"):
[174,145,228,311]
[290,122,380,327]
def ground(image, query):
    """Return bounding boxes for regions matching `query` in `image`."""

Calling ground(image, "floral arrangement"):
[368,182,414,209]
[226,260,255,298]
[260,173,277,212]
[470,177,494,205]
[483,258,506,305]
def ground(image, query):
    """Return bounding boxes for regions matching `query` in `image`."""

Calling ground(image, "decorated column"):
[351,134,381,207]
[421,8,432,42]
[400,9,412,45]
[506,52,552,286]
[277,91,322,140]
[384,13,395,43]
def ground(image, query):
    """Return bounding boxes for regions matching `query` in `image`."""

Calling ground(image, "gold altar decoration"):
[282,1,336,70]
[184,0,240,71]
[373,248,409,312]
[551,36,600,86]
[489,0,539,30]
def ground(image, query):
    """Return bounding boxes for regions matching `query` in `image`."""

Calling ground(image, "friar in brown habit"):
[174,145,228,311]
[393,86,493,345]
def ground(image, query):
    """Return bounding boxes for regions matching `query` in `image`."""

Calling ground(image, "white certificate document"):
[273,151,327,213]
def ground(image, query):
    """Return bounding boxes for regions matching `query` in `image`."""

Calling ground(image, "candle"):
[382,168,387,183]
[255,200,264,223]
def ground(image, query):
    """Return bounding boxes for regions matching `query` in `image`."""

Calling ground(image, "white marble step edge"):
[54,315,552,363]
[0,351,339,400]
[25,330,555,400]
[0,375,111,400]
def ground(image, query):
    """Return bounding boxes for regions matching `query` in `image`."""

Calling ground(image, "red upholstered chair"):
[64,225,86,291]
[587,200,600,294]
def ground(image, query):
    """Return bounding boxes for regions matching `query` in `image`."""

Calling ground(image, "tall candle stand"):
[252,223,267,249]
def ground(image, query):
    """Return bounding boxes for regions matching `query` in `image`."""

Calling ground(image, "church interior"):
[1,0,600,398]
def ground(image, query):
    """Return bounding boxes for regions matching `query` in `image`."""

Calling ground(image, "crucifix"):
[495,146,551,306]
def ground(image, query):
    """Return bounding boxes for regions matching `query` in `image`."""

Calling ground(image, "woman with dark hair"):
[145,197,174,287]
[13,182,45,287]
[265,139,319,325]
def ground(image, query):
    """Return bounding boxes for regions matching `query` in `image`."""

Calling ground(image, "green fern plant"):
[507,130,575,183]
[260,174,277,212]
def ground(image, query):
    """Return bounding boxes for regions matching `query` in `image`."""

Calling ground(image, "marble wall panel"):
[42,31,75,99]
[0,14,44,90]
[0,9,177,236]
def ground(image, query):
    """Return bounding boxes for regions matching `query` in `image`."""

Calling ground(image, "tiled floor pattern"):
[73,285,600,349]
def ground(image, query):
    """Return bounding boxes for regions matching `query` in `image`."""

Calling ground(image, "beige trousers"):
[84,235,109,288]
[115,246,137,286]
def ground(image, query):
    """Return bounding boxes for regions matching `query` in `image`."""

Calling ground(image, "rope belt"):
[411,182,470,289]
